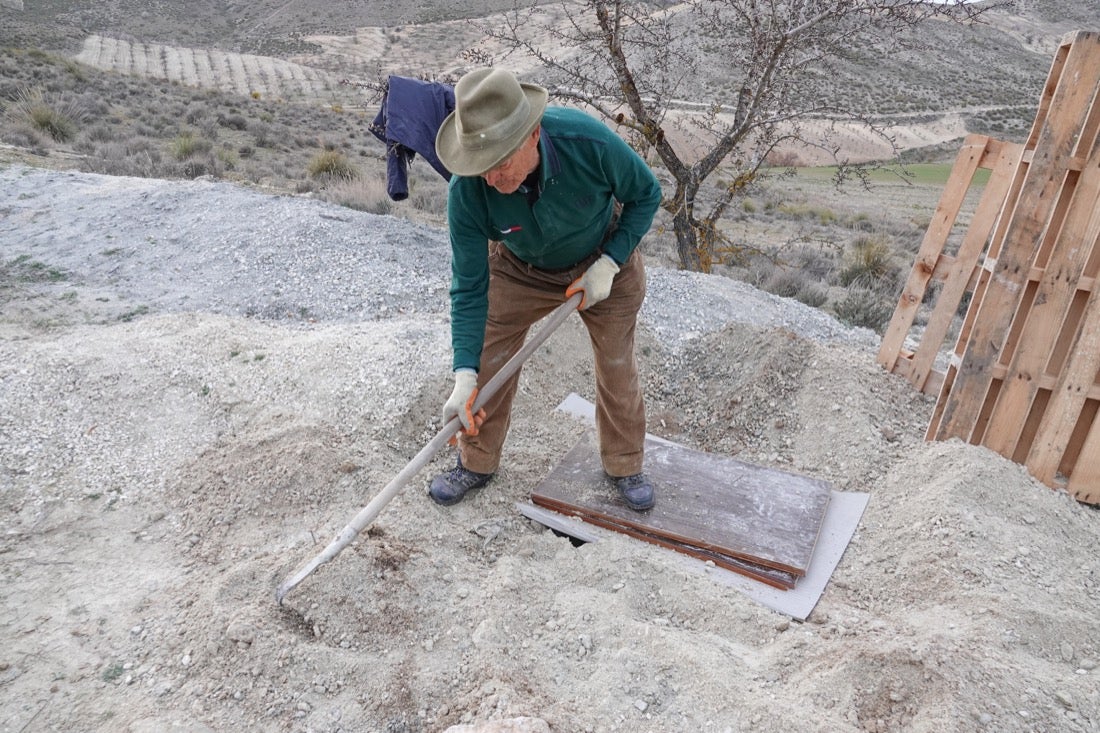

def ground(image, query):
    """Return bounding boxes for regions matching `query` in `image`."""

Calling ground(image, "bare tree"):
[476,0,992,271]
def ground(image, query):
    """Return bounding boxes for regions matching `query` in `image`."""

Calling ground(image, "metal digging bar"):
[276,292,583,605]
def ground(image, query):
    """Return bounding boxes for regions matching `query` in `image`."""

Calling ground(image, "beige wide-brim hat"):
[436,67,548,177]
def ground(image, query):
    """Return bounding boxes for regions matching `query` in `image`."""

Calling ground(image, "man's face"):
[482,127,540,194]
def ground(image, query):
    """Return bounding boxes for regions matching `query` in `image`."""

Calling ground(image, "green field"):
[796,162,992,188]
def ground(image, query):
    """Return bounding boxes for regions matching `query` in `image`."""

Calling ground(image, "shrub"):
[250,121,272,148]
[82,123,115,143]
[850,212,874,232]
[318,176,391,214]
[760,266,830,308]
[788,244,837,282]
[181,159,212,179]
[78,136,167,178]
[409,181,449,216]
[184,103,208,125]
[170,131,212,160]
[307,149,357,181]
[793,282,829,308]
[833,284,895,332]
[218,112,248,130]
[839,235,896,287]
[1,124,46,152]
[744,254,777,289]
[776,203,837,224]
[5,86,85,142]
[216,146,238,170]
[762,267,806,299]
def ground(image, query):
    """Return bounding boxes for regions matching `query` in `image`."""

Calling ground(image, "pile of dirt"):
[1,166,1097,732]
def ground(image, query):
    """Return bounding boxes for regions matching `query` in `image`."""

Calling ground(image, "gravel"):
[1,164,875,350]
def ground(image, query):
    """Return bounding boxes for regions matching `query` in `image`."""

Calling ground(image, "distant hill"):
[2,0,1092,162]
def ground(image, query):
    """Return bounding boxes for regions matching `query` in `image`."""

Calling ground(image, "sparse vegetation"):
[2,254,68,283]
[0,47,391,197]
[477,0,1025,272]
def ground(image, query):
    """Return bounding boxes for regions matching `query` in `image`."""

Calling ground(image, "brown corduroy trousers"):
[457,241,647,478]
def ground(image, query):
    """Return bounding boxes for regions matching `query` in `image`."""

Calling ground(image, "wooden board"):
[530,431,832,587]
[520,487,869,621]
[535,496,800,589]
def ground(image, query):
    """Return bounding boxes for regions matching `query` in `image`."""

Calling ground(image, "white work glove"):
[442,368,485,436]
[566,254,620,310]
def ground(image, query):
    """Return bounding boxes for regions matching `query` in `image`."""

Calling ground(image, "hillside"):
[0,0,1089,149]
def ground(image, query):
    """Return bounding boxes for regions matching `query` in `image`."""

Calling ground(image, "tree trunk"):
[668,181,707,272]
[672,209,702,271]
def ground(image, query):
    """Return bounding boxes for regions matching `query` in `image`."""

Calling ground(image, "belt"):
[539,247,604,274]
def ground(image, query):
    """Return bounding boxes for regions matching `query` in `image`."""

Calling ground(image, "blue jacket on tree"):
[369,75,455,201]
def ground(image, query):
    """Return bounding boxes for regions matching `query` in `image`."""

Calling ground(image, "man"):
[430,67,661,511]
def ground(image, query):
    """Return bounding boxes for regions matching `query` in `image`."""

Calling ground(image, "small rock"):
[225,621,256,645]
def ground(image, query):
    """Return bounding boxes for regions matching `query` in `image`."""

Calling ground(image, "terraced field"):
[74,34,340,102]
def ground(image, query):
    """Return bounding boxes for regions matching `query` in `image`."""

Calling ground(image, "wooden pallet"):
[878,31,1100,504]
[530,431,832,590]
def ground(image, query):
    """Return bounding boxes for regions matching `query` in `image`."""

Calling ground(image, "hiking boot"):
[429,459,493,506]
[613,472,655,511]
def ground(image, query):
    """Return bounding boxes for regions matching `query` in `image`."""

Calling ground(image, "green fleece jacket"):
[446,105,662,372]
